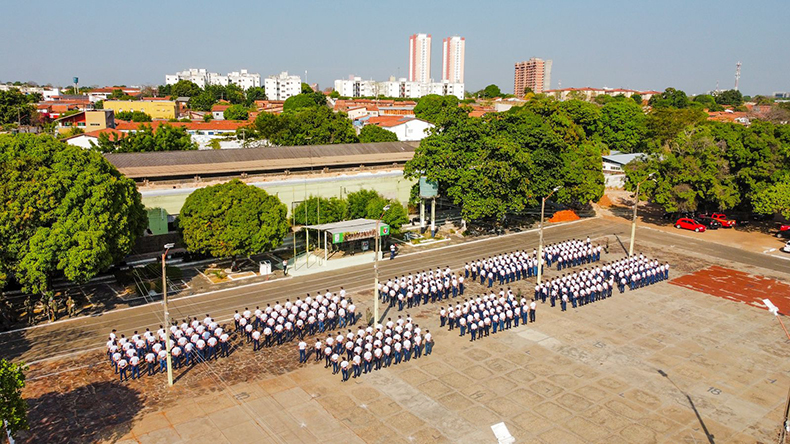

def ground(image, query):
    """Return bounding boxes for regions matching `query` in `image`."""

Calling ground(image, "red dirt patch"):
[670,265,790,313]
[598,195,614,208]
[549,210,580,223]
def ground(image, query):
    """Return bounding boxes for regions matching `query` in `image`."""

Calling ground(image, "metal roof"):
[602,152,646,166]
[304,218,385,235]
[104,141,415,179]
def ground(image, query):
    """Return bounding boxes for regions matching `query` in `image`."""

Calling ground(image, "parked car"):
[783,241,790,253]
[694,217,721,230]
[675,218,707,232]
[777,224,790,239]
[700,213,736,228]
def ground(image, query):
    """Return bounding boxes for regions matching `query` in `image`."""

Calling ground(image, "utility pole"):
[537,186,561,285]
[373,205,391,325]
[162,243,175,387]
[734,61,742,91]
[629,173,655,256]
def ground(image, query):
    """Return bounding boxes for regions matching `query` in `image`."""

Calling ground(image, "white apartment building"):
[264,72,302,101]
[442,36,465,84]
[409,33,432,83]
[372,78,464,100]
[334,77,377,97]
[165,68,260,89]
[228,69,261,89]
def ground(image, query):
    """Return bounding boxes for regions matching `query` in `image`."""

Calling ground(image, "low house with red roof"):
[87,87,142,103]
[362,116,434,142]
[63,128,126,149]
[211,103,231,120]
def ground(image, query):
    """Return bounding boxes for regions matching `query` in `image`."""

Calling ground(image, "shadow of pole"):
[613,233,628,255]
[657,369,715,444]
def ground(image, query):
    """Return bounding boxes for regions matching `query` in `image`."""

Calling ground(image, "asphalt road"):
[2,217,788,365]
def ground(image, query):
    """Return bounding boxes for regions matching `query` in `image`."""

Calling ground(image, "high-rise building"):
[264,72,302,101]
[442,36,465,84]
[514,58,552,95]
[409,33,432,83]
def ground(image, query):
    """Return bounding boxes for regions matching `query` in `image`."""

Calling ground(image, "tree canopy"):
[714,89,744,106]
[114,110,152,122]
[358,124,398,143]
[252,107,358,145]
[0,89,37,126]
[413,94,466,126]
[170,80,202,98]
[0,359,28,439]
[598,100,647,153]
[178,180,289,258]
[648,87,690,109]
[223,104,249,121]
[0,134,147,295]
[478,84,502,99]
[292,196,348,225]
[91,124,197,153]
[405,103,604,221]
[283,92,327,112]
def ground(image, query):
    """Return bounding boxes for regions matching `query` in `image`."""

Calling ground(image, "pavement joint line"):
[0,217,594,337]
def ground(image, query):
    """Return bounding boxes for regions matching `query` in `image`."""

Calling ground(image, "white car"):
[783,241,790,253]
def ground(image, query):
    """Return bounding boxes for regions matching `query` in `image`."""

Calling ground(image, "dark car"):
[694,217,721,230]
[777,224,790,239]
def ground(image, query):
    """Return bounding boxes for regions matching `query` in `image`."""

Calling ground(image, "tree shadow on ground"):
[17,381,142,444]
[0,328,31,362]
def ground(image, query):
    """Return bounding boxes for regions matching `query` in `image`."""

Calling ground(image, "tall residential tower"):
[409,33,432,83]
[514,58,552,95]
[442,36,465,84]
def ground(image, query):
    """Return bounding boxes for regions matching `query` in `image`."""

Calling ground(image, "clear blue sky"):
[2,0,787,95]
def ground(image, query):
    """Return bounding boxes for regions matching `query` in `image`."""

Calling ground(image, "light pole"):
[162,242,175,387]
[763,299,790,442]
[537,186,562,285]
[373,205,391,325]
[628,173,656,257]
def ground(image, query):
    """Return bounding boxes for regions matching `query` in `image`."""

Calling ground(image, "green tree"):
[94,100,104,110]
[245,87,267,106]
[479,84,502,98]
[753,179,790,219]
[0,359,28,439]
[178,179,289,258]
[225,83,245,105]
[115,110,152,122]
[365,198,408,230]
[523,87,534,96]
[253,107,357,145]
[0,134,147,295]
[301,83,314,94]
[223,104,249,121]
[0,89,37,125]
[283,92,327,112]
[359,124,398,143]
[329,90,340,99]
[92,124,197,153]
[648,87,690,109]
[291,196,348,225]
[170,80,202,98]
[714,89,744,106]
[157,84,172,96]
[631,94,643,104]
[347,189,381,219]
[645,107,707,146]
[413,94,466,126]
[599,100,647,153]
[188,91,216,111]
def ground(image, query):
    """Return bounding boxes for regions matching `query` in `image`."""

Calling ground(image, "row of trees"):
[249,92,397,145]
[291,189,408,231]
[91,124,197,153]
[0,89,40,126]
[159,80,267,111]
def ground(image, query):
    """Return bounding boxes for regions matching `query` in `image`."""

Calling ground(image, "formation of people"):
[107,314,230,382]
[439,289,537,340]
[536,254,668,311]
[234,289,358,350]
[299,315,434,381]
[379,266,465,311]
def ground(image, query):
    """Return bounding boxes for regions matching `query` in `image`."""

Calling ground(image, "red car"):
[675,218,706,232]
[708,213,736,228]
[778,224,790,238]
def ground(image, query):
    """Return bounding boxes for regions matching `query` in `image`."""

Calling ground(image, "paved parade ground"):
[9,217,790,443]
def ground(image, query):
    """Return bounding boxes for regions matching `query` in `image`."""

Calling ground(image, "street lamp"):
[162,242,175,387]
[536,186,562,285]
[763,299,790,441]
[373,205,391,325]
[628,173,656,257]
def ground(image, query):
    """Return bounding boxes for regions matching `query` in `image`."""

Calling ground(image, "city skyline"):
[0,1,788,95]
